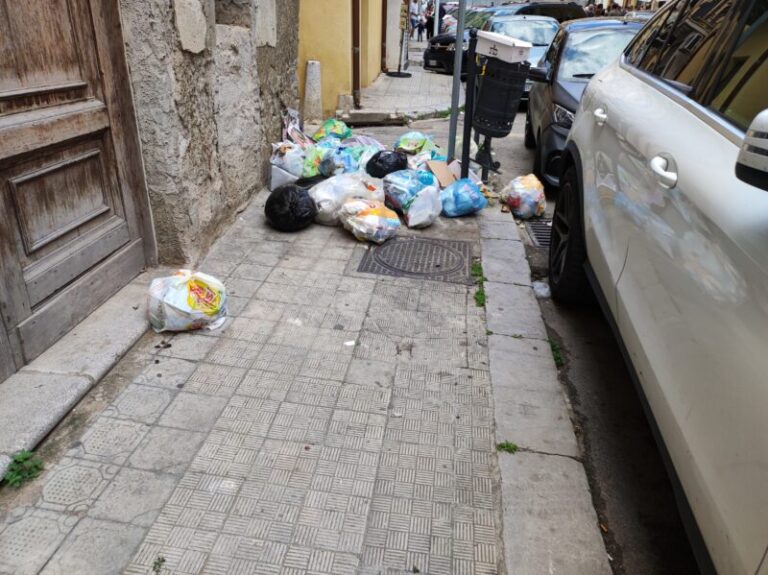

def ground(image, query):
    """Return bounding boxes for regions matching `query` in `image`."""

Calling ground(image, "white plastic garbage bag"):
[148,270,228,332]
[402,185,442,228]
[309,173,384,226]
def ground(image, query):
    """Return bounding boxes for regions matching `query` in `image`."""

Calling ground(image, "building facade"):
[0,0,299,381]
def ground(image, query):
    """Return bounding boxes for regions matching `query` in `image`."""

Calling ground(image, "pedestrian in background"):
[426,3,435,40]
[409,0,420,39]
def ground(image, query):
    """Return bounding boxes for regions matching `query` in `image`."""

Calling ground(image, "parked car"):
[424,2,585,75]
[483,15,560,99]
[526,18,642,187]
[549,1,768,574]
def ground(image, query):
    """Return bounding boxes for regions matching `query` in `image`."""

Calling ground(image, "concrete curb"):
[0,277,152,479]
[478,207,612,574]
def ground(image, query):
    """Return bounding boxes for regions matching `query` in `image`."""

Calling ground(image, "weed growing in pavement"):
[549,339,565,368]
[152,555,166,574]
[486,330,493,336]
[2,451,43,488]
[496,441,519,454]
[471,260,487,307]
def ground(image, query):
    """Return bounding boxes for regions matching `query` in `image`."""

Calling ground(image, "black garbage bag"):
[366,151,408,179]
[294,175,328,191]
[265,185,317,232]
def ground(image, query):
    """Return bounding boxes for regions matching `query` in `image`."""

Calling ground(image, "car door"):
[530,28,565,143]
[610,1,768,573]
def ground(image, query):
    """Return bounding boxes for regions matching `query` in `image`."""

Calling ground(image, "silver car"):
[549,0,768,573]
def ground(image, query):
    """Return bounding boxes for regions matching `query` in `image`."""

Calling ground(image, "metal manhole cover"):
[358,237,474,284]
[525,219,552,249]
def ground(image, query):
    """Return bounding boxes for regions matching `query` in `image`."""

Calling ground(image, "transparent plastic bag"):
[309,173,384,226]
[148,270,228,333]
[502,174,546,219]
[339,199,401,243]
[440,179,488,217]
[402,185,441,228]
[383,169,441,228]
[395,131,438,155]
[313,118,353,141]
[270,142,305,177]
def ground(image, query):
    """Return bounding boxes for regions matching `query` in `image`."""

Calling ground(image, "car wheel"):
[524,111,535,149]
[549,166,591,304]
[533,134,543,178]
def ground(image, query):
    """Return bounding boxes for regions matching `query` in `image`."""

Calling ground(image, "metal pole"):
[460,31,478,179]
[433,0,440,37]
[446,0,467,160]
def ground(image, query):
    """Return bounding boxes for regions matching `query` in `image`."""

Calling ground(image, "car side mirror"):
[736,109,768,192]
[528,66,549,83]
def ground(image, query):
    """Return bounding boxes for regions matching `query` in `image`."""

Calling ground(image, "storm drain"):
[525,219,552,249]
[357,237,474,285]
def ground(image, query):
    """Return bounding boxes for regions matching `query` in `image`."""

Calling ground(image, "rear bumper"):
[539,123,570,187]
[423,48,465,74]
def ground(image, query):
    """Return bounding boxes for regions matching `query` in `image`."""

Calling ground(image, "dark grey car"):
[526,18,642,187]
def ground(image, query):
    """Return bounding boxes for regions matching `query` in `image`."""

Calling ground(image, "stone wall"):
[120,0,299,264]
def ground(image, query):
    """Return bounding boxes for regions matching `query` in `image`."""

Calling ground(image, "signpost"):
[387,2,412,78]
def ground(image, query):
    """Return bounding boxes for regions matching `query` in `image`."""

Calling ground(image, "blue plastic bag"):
[383,170,439,211]
[440,179,488,217]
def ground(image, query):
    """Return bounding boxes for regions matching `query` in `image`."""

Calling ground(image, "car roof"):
[562,16,644,31]
[491,14,560,22]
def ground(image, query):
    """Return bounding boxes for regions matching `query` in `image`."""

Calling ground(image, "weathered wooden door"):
[0,0,155,381]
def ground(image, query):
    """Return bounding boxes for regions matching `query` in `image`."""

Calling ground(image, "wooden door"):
[0,0,154,380]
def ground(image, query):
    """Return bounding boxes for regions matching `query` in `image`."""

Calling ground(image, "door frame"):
[89,0,156,267]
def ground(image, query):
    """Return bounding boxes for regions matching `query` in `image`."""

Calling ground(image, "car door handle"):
[593,108,608,126]
[650,155,678,188]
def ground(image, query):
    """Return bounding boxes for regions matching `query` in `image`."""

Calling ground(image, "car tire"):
[549,166,591,305]
[524,111,536,149]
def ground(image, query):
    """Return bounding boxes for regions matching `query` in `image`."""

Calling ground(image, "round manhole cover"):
[372,238,467,277]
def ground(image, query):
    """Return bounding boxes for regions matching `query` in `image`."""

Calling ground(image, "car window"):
[558,28,639,81]
[490,19,560,46]
[708,0,768,130]
[544,29,566,68]
[628,0,688,70]
[651,0,735,87]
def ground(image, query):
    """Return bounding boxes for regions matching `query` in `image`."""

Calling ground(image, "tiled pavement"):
[0,194,506,575]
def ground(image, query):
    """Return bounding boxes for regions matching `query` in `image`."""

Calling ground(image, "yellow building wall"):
[298,0,352,118]
[361,0,383,88]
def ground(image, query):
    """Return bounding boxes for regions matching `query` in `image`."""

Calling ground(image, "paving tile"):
[485,282,548,340]
[498,452,612,575]
[0,508,76,575]
[37,458,117,513]
[105,384,174,424]
[40,518,145,575]
[133,357,198,389]
[129,426,207,474]
[88,467,177,527]
[158,393,228,431]
[68,417,149,465]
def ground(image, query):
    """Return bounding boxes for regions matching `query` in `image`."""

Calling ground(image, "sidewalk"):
[0,81,611,574]
[345,39,463,123]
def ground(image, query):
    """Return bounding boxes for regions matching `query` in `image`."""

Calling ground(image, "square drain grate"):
[525,219,552,249]
[357,237,474,285]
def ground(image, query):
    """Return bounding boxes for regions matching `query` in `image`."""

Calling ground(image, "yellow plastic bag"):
[148,270,228,332]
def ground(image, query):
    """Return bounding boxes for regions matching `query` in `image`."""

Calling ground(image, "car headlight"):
[447,43,455,51]
[553,105,575,129]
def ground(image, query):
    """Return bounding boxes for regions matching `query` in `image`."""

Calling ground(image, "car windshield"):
[491,19,559,46]
[558,28,637,81]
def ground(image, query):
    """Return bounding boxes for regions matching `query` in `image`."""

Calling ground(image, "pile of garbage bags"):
[266,110,491,243]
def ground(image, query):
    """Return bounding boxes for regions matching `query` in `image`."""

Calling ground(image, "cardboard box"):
[427,160,456,188]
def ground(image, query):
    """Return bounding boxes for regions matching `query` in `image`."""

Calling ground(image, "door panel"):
[0,0,153,374]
